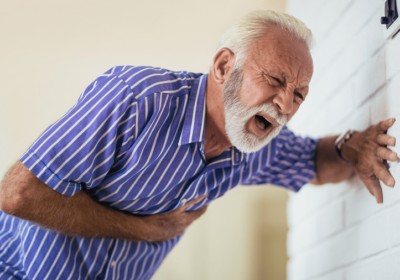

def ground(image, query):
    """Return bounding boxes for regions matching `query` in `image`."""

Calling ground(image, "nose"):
[273,90,293,115]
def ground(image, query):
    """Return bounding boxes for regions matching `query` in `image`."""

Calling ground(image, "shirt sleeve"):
[20,67,137,196]
[241,126,318,192]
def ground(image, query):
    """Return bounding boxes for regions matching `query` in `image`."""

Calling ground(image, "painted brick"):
[309,14,371,103]
[287,251,314,280]
[327,180,354,198]
[287,214,318,257]
[318,2,379,69]
[333,101,371,135]
[287,184,333,227]
[366,9,386,56]
[386,75,400,119]
[288,179,355,229]
[312,228,358,276]
[286,0,325,24]
[386,31,400,80]
[286,0,396,278]
[371,74,400,125]
[327,82,355,127]
[314,270,344,280]
[308,0,353,44]
[336,32,370,89]
[357,210,390,259]
[370,86,390,124]
[389,203,400,246]
[350,101,372,131]
[288,199,344,257]
[330,227,359,269]
[316,200,344,241]
[345,248,400,280]
[353,48,386,106]
[305,109,333,138]
[344,182,385,227]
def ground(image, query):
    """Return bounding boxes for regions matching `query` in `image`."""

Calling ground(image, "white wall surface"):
[286,0,400,279]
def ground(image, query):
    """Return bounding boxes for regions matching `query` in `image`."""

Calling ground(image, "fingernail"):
[388,179,394,187]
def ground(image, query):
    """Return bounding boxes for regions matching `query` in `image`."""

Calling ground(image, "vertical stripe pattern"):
[0,65,318,279]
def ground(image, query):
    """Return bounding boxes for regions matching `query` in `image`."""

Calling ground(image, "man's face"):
[223,25,313,153]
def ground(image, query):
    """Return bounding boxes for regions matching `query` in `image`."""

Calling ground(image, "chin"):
[227,125,283,153]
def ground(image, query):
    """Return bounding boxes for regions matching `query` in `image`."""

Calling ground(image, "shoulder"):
[99,65,203,101]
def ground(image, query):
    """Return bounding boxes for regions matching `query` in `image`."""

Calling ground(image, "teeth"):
[255,115,273,131]
[255,115,267,130]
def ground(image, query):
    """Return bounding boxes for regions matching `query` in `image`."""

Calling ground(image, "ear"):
[211,48,236,84]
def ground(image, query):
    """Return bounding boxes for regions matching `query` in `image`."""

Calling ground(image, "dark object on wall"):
[381,0,398,29]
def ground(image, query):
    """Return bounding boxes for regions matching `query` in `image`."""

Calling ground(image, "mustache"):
[254,103,287,126]
[234,101,288,126]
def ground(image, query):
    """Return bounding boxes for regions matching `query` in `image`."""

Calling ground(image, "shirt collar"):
[179,74,208,146]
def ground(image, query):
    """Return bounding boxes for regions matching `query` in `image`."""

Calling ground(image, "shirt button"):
[111,261,116,267]
[180,198,187,204]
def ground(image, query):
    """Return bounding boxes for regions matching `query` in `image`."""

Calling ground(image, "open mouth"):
[255,115,272,130]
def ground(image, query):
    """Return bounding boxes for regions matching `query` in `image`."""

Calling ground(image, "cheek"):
[287,105,300,121]
[239,82,277,108]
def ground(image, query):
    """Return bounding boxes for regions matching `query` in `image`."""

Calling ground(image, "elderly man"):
[0,10,396,280]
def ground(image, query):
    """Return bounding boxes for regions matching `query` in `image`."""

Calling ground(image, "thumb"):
[182,194,207,210]
[186,205,208,221]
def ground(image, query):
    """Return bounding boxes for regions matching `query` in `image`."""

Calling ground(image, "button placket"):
[231,147,242,166]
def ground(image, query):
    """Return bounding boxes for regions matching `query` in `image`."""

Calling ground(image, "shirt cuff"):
[20,148,82,196]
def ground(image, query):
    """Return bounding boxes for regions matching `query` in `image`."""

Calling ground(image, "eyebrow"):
[296,86,309,91]
[262,67,310,90]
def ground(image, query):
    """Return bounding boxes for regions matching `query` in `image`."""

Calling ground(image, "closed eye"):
[266,74,283,85]
[295,92,304,100]
[271,76,282,84]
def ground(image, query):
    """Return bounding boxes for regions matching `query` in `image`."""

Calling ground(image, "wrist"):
[340,131,360,164]
[335,130,358,164]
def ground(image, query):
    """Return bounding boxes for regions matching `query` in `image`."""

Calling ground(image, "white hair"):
[215,10,314,68]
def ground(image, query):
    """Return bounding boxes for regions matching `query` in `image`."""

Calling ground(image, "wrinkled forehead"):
[249,28,314,82]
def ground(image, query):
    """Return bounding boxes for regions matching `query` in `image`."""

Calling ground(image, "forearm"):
[310,135,356,185]
[0,161,146,242]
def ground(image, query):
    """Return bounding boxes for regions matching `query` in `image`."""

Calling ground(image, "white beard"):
[223,67,288,153]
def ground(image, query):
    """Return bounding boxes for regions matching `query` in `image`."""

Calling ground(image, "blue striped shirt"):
[0,65,318,280]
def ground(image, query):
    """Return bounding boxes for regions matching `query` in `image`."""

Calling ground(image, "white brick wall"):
[286,0,400,278]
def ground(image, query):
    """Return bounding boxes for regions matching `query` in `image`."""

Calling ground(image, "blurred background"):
[0,1,289,279]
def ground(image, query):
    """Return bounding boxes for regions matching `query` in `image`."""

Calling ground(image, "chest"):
[87,92,249,213]
[92,137,246,214]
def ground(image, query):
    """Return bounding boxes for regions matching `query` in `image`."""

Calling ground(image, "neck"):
[204,75,232,161]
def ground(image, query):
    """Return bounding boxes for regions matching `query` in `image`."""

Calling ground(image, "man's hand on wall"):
[342,118,397,204]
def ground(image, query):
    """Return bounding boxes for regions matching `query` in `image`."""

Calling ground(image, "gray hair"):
[215,10,314,68]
